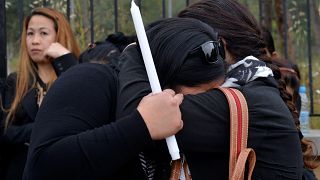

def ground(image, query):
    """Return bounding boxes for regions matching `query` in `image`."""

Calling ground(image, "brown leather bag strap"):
[217,87,255,180]
[170,159,183,180]
[169,154,192,180]
[229,88,256,180]
[232,148,256,180]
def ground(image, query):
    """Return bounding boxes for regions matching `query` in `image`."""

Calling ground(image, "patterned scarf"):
[222,56,273,88]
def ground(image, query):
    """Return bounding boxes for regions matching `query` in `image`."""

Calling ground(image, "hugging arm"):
[117,45,230,153]
[116,45,151,119]
[23,64,153,180]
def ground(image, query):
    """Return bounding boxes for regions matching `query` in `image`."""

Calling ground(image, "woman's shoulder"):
[241,77,281,102]
[119,43,142,66]
[181,88,230,114]
[7,72,17,79]
[61,63,117,81]
[5,72,17,85]
[3,72,18,99]
[54,63,118,98]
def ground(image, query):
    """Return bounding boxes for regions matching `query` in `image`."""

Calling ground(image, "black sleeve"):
[23,63,153,180]
[51,53,78,76]
[117,45,231,153]
[0,77,5,142]
[0,73,33,145]
[116,44,151,118]
[0,76,7,125]
[3,73,16,109]
[0,77,4,108]
[1,123,33,145]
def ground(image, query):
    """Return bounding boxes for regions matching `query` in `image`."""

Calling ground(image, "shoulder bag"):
[169,87,256,180]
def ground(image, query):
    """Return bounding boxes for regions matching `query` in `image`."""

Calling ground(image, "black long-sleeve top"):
[116,45,303,180]
[0,53,78,180]
[23,63,153,180]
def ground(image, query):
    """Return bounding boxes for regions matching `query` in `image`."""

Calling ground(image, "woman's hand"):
[137,89,184,140]
[44,42,70,60]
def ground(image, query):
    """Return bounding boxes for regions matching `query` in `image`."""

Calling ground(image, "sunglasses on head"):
[188,40,225,64]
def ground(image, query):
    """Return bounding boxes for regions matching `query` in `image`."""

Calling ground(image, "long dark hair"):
[179,0,267,61]
[179,0,315,169]
[145,17,225,89]
[261,26,276,54]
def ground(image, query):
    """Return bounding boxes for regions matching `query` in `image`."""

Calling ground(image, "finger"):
[145,92,155,97]
[173,94,184,105]
[163,89,175,96]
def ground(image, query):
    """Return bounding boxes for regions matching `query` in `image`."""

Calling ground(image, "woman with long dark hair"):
[181,0,314,176]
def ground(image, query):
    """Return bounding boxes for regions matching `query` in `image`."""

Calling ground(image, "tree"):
[259,0,273,30]
[310,0,320,52]
[275,0,296,63]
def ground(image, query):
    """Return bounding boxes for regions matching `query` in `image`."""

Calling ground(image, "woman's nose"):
[32,34,40,44]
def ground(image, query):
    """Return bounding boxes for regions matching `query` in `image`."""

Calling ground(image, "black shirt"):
[23,63,152,180]
[0,53,78,180]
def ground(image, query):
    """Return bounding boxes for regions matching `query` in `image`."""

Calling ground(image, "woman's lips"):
[31,49,42,54]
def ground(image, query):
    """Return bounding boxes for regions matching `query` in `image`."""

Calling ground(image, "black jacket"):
[23,63,152,180]
[0,77,5,127]
[0,53,77,180]
[116,45,303,180]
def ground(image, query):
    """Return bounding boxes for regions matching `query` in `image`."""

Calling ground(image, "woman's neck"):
[175,78,225,95]
[37,63,54,84]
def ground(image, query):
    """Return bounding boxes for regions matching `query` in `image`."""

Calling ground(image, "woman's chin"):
[31,57,50,64]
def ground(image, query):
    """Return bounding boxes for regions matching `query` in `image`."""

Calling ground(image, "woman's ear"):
[220,38,235,65]
[218,39,225,60]
[271,51,279,61]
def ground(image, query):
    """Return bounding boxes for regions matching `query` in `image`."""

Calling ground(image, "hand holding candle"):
[130,0,180,160]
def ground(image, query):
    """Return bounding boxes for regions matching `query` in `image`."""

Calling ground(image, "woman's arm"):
[45,42,78,76]
[51,53,78,76]
[0,78,4,133]
[23,63,182,179]
[1,73,34,145]
[116,44,151,118]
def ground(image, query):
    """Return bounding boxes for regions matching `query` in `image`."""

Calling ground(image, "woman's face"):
[26,15,57,64]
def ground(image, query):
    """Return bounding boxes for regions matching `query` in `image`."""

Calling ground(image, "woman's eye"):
[27,32,33,36]
[40,32,48,36]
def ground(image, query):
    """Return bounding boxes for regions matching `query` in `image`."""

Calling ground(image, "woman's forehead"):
[28,15,55,30]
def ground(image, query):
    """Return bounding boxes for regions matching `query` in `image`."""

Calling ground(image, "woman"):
[20,16,184,179]
[0,7,80,180]
[21,63,183,179]
[117,18,227,179]
[179,1,307,178]
[79,39,121,65]
[177,0,301,126]
[117,1,303,179]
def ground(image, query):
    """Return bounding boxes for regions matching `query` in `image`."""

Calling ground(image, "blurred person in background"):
[79,32,136,70]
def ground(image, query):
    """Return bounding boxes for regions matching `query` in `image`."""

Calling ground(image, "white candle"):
[130,0,180,160]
